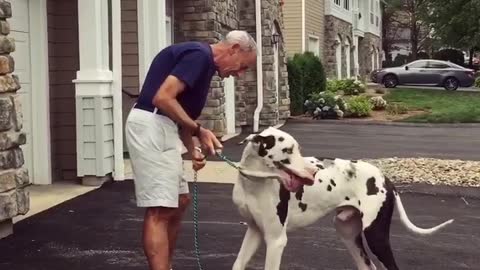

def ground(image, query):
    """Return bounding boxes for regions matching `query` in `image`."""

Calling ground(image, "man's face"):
[217,43,257,78]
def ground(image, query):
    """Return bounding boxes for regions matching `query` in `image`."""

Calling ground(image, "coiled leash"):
[191,150,241,270]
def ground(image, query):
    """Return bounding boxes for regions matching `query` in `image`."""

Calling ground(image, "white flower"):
[322,106,331,111]
[334,105,340,110]
[359,83,365,88]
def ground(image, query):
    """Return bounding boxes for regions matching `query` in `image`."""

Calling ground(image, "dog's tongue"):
[286,174,304,192]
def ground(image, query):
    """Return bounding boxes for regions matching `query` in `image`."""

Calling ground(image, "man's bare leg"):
[167,194,191,269]
[143,207,176,270]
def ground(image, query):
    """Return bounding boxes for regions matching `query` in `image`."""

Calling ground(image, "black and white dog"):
[231,127,453,270]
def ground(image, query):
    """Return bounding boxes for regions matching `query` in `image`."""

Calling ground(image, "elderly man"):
[125,30,257,270]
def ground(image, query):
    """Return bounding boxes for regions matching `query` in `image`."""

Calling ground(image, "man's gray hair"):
[224,30,257,53]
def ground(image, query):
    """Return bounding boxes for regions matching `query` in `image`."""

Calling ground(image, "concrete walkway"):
[0,181,478,270]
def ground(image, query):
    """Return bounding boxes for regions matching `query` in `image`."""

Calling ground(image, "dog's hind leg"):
[233,223,262,270]
[363,187,399,270]
[334,207,377,270]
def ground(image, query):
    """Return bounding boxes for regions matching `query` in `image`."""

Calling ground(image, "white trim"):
[307,34,320,57]
[253,0,263,133]
[29,0,52,185]
[111,0,125,181]
[301,0,305,51]
[137,0,167,90]
[345,38,351,78]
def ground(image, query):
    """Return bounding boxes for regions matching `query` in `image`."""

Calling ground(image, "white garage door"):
[10,0,33,181]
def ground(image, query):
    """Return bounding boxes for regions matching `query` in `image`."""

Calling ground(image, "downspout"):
[253,0,263,133]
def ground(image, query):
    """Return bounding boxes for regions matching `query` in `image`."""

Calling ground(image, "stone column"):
[73,0,114,186]
[0,0,30,239]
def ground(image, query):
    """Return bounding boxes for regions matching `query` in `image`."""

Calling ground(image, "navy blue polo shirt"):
[136,41,217,120]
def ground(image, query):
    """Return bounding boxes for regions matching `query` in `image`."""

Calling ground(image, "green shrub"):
[433,49,465,66]
[326,78,366,95]
[386,103,409,115]
[346,96,373,117]
[475,77,480,88]
[304,91,347,119]
[287,52,327,115]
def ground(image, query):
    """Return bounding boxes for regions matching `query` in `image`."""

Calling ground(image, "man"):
[125,30,257,270]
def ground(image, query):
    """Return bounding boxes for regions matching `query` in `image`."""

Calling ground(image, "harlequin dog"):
[231,127,453,270]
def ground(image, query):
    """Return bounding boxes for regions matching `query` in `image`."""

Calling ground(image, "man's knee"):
[145,207,178,222]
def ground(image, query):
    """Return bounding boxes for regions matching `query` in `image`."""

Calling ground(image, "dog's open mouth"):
[277,163,315,192]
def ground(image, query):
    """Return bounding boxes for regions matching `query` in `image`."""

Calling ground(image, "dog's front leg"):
[264,228,288,270]
[233,223,262,270]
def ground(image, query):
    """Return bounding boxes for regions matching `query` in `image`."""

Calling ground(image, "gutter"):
[301,0,305,51]
[253,0,263,132]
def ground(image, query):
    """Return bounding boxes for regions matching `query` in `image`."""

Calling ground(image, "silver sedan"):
[371,59,476,91]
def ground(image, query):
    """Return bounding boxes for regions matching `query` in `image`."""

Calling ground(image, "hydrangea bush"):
[326,78,367,95]
[370,96,387,110]
[304,91,348,119]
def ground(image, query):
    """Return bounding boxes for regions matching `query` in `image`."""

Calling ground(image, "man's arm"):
[152,75,198,132]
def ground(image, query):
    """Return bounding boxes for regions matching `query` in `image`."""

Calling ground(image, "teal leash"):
[192,151,240,270]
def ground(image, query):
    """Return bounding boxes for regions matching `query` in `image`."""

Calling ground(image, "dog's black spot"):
[278,136,285,142]
[366,177,380,196]
[298,202,307,212]
[352,160,358,163]
[345,196,350,200]
[347,170,355,178]
[280,158,290,165]
[268,155,273,159]
[253,135,276,157]
[360,212,364,218]
[330,179,336,187]
[310,160,315,164]
[381,189,385,193]
[316,164,324,169]
[327,185,332,192]
[358,200,361,206]
[346,163,357,179]
[318,179,323,183]
[295,186,304,201]
[276,186,290,226]
[282,145,294,154]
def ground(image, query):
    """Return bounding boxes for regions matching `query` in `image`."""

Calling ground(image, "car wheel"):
[444,77,459,91]
[383,74,398,88]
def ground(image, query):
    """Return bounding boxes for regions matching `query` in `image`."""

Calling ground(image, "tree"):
[423,0,480,67]
[383,0,431,61]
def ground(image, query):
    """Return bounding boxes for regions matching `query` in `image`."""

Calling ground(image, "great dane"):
[231,127,453,270]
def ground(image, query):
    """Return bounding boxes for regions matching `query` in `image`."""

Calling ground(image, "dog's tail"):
[394,192,454,235]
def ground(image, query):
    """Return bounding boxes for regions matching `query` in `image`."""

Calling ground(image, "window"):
[409,61,428,69]
[308,36,320,57]
[427,61,450,69]
[344,0,350,10]
[334,0,341,6]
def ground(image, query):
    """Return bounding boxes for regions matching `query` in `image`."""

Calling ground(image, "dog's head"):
[238,127,316,192]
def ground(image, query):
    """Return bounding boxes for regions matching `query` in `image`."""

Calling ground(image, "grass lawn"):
[383,88,480,123]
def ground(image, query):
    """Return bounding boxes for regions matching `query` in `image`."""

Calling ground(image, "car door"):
[425,61,450,85]
[399,60,429,85]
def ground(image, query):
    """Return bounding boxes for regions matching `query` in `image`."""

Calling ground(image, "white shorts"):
[125,108,189,208]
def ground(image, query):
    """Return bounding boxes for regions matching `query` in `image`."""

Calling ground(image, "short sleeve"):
[170,51,210,90]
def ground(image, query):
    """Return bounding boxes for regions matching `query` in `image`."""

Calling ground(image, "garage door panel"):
[9,0,30,33]
[9,0,33,182]
[10,32,31,85]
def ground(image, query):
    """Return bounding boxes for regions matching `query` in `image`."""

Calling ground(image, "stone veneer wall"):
[323,15,353,79]
[0,0,29,239]
[174,0,239,136]
[237,0,289,129]
[358,32,381,78]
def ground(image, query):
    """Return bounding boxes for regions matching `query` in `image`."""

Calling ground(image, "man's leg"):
[168,193,191,268]
[143,207,177,270]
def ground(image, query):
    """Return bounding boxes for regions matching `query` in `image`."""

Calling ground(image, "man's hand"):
[198,127,223,156]
[192,147,206,171]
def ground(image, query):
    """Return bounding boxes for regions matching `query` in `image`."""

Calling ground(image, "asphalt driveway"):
[214,120,480,162]
[0,181,478,270]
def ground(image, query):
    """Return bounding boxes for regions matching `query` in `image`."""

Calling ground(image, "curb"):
[391,182,480,200]
[286,117,480,128]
